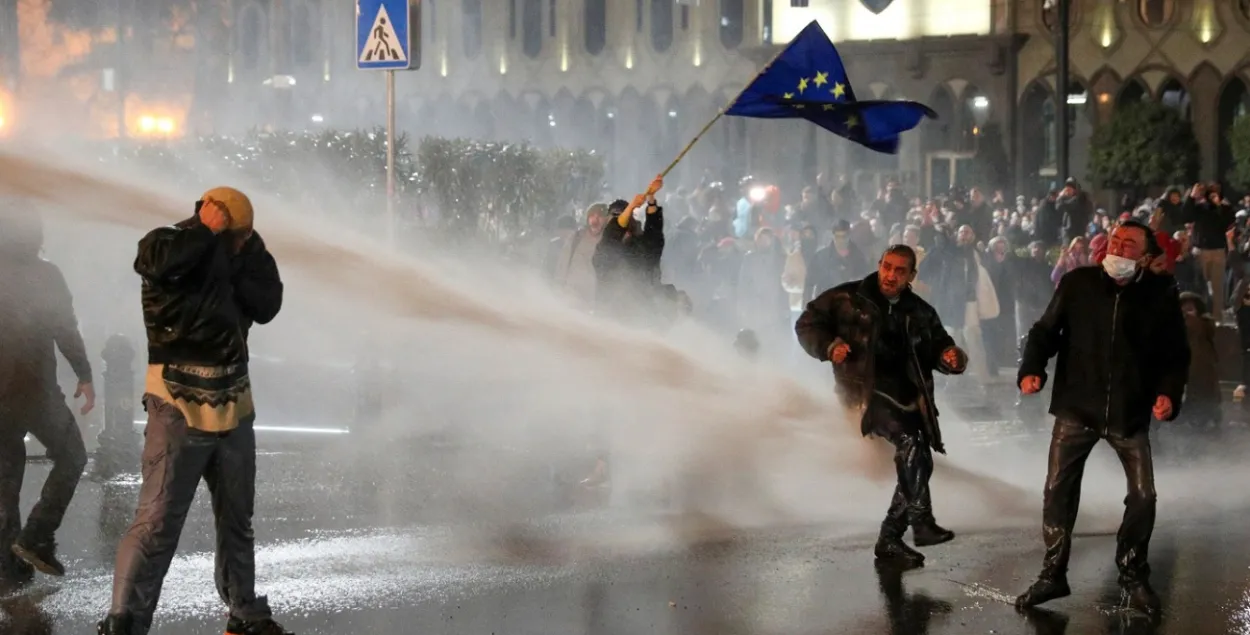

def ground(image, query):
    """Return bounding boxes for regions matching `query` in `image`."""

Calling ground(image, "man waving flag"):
[725,20,936,154]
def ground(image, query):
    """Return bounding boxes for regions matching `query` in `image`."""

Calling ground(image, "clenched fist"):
[1152,395,1173,421]
[828,339,850,364]
[1020,375,1043,394]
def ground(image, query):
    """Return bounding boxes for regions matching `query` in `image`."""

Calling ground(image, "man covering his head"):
[100,187,291,635]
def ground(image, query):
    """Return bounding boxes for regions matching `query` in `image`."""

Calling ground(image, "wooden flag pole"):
[656,50,790,182]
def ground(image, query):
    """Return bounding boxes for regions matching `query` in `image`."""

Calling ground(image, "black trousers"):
[0,392,88,574]
[1039,417,1156,585]
[867,396,936,536]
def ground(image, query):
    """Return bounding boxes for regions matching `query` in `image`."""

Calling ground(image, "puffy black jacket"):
[593,208,664,314]
[135,217,282,367]
[795,273,965,451]
[1019,266,1189,436]
[1182,197,1235,250]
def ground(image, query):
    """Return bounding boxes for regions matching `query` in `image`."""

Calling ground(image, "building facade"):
[6,0,1250,199]
[219,0,1018,197]
[1015,0,1250,197]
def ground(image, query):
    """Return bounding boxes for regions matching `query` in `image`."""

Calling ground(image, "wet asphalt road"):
[6,398,1250,635]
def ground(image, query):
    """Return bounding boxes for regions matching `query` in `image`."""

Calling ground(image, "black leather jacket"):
[135,217,282,367]
[1019,266,1189,436]
[795,273,965,452]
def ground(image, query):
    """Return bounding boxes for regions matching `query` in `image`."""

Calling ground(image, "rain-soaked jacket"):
[1019,266,1189,436]
[0,213,92,400]
[135,216,282,367]
[795,273,965,452]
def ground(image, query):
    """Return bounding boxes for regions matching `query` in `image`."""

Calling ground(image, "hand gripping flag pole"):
[656,20,938,181]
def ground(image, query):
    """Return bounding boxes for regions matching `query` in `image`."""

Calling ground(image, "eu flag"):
[725,20,936,154]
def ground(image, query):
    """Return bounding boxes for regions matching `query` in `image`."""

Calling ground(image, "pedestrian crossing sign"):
[356,0,420,70]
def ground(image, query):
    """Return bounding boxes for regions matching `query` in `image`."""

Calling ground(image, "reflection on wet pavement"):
[4,411,1250,634]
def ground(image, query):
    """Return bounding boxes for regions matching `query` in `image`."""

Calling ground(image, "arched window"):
[288,0,318,69]
[584,0,606,55]
[1138,0,1173,27]
[237,3,267,72]
[462,0,482,59]
[719,0,744,49]
[522,0,542,58]
[1159,78,1191,119]
[549,0,556,37]
[650,0,673,52]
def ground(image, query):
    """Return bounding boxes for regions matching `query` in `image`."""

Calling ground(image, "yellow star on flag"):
[813,71,829,88]
[798,77,809,93]
[832,82,846,99]
[822,104,835,111]
[783,92,794,100]
[845,115,859,128]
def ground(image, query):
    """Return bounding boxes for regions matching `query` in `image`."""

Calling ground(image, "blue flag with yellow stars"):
[725,20,936,154]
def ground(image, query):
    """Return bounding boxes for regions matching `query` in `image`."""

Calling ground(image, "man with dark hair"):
[1016,220,1190,618]
[796,244,968,567]
[99,187,290,635]
[0,210,93,587]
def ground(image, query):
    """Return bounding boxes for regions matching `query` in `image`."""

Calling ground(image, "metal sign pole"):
[386,69,396,246]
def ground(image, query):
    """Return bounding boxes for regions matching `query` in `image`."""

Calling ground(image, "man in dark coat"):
[99,187,291,635]
[796,245,968,567]
[806,219,869,301]
[593,176,666,321]
[1057,178,1094,244]
[1016,221,1190,618]
[0,210,93,587]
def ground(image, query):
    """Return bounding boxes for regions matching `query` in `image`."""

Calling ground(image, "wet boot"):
[911,521,955,547]
[1121,581,1161,619]
[1015,575,1071,608]
[225,617,295,635]
[11,537,65,577]
[875,504,924,568]
[0,558,34,594]
[97,615,136,635]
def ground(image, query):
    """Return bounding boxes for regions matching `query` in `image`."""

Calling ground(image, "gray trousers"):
[109,395,270,634]
[0,393,88,573]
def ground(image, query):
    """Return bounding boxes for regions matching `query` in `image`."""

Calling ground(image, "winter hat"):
[200,187,254,231]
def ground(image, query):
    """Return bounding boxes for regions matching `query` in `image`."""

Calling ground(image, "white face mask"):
[1102,254,1138,280]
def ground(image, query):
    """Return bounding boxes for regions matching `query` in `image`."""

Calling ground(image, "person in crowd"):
[1056,178,1094,245]
[1050,236,1089,285]
[796,245,967,568]
[932,225,996,383]
[100,188,289,635]
[1016,220,1189,619]
[553,203,608,311]
[982,237,1019,375]
[1182,182,1236,323]
[736,228,791,353]
[807,219,868,302]
[593,177,666,320]
[0,211,93,589]
[1177,292,1221,428]
[1154,187,1185,234]
[1034,188,1063,249]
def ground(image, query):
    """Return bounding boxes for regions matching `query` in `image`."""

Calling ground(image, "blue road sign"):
[357,0,420,71]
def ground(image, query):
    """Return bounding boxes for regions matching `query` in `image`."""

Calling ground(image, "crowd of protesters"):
[532,172,1250,430]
